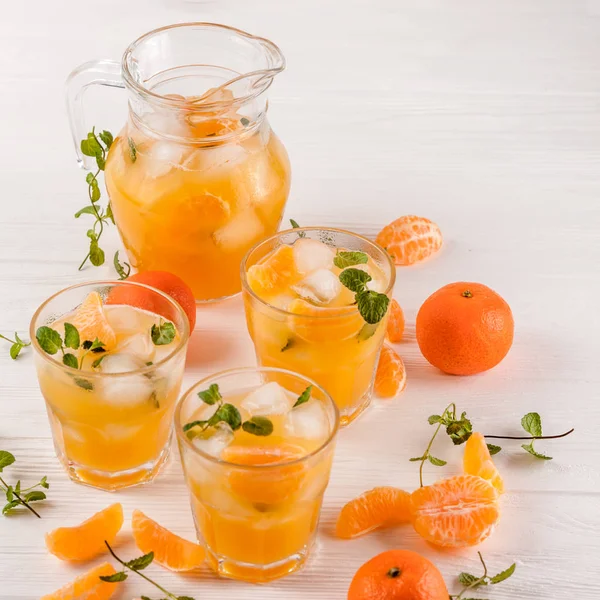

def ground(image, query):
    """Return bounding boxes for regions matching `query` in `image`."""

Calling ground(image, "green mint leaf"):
[339,268,371,293]
[333,251,368,269]
[490,562,516,584]
[151,321,176,346]
[281,338,294,352]
[2,500,20,515]
[290,219,301,229]
[100,572,128,582]
[9,343,22,360]
[62,353,78,369]
[99,130,113,149]
[293,385,312,407]
[81,134,102,158]
[14,333,28,346]
[177,597,196,600]
[74,206,96,218]
[5,486,13,502]
[89,237,105,267]
[40,476,49,489]
[14,481,20,494]
[240,117,250,126]
[521,442,552,460]
[428,415,443,425]
[356,290,389,324]
[145,361,153,366]
[105,202,115,224]
[128,137,137,162]
[0,451,15,472]
[183,420,207,433]
[458,572,481,586]
[198,383,221,405]
[89,338,105,352]
[409,455,427,462]
[90,179,101,202]
[125,551,154,571]
[95,154,106,171]
[446,413,473,445]
[82,340,93,350]
[74,377,94,391]
[92,355,107,368]
[63,323,80,350]
[357,323,378,341]
[24,491,46,503]
[487,443,502,456]
[113,251,131,280]
[36,326,63,355]
[210,404,242,431]
[521,412,542,437]
[427,455,447,466]
[140,597,152,600]
[242,416,274,436]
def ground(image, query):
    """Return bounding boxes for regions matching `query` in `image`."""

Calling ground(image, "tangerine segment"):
[410,474,500,548]
[222,444,306,505]
[463,432,504,494]
[132,509,205,572]
[336,487,412,539]
[45,503,124,562]
[70,291,117,350]
[40,562,119,600]
[386,299,405,342]
[376,215,442,266]
[246,245,297,298]
[374,345,407,398]
[288,298,364,343]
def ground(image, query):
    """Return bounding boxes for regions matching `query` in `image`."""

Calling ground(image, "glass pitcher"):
[66,23,291,302]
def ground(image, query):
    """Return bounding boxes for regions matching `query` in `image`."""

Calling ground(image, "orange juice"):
[242,228,395,425]
[176,368,338,582]
[31,282,189,490]
[105,105,291,302]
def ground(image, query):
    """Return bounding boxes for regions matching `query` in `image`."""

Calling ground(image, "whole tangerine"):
[348,549,449,600]
[416,282,513,375]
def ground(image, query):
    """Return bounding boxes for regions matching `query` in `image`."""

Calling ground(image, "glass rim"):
[29,280,190,379]
[240,226,397,320]
[121,22,285,111]
[174,366,340,469]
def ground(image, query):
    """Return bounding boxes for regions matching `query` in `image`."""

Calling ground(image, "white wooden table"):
[1,1,599,598]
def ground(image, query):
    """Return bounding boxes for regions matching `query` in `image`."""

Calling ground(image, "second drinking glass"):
[241,227,395,425]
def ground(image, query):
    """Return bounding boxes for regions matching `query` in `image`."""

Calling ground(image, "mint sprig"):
[151,320,176,346]
[293,385,312,408]
[338,268,389,325]
[333,251,368,269]
[450,552,516,599]
[0,451,49,518]
[184,383,272,438]
[77,128,115,271]
[290,218,306,238]
[0,332,30,360]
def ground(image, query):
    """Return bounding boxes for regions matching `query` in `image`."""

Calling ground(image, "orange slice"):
[410,474,500,548]
[132,509,205,572]
[70,291,117,350]
[288,298,364,343]
[246,245,297,298]
[386,299,405,342]
[463,432,504,494]
[45,503,123,562]
[374,345,407,398]
[376,215,442,266]
[41,562,119,600]
[222,444,306,505]
[336,487,412,539]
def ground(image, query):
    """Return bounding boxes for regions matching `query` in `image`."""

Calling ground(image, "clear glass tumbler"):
[176,367,339,582]
[241,228,395,425]
[30,281,190,490]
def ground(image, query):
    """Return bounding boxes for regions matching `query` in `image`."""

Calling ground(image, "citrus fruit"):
[410,474,500,548]
[386,299,405,342]
[45,503,123,562]
[336,487,412,539]
[348,549,449,600]
[416,282,514,375]
[246,245,297,297]
[376,216,442,266]
[40,562,119,600]
[106,271,196,331]
[132,509,205,571]
[222,444,306,505]
[288,298,364,343]
[374,345,407,398]
[69,291,117,350]
[463,432,504,493]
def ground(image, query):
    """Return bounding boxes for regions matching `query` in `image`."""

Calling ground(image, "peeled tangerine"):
[45,503,123,562]
[41,562,119,600]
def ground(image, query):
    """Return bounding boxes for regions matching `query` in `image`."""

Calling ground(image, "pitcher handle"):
[65,60,125,170]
